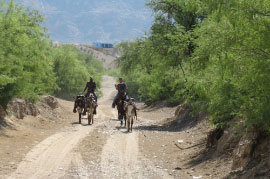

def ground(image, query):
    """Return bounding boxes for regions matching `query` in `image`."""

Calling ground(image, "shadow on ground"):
[0,119,9,129]
[71,122,80,125]
[134,117,198,132]
[134,110,199,132]
[183,148,215,168]
[134,104,205,132]
[0,117,14,131]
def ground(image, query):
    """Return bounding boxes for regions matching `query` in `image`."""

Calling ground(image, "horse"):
[116,92,127,127]
[73,95,85,124]
[85,93,96,125]
[124,98,137,132]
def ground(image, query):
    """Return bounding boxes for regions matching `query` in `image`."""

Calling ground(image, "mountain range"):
[21,0,153,44]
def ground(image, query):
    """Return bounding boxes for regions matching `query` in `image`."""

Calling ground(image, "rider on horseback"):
[83,77,97,101]
[112,77,128,108]
[73,76,98,114]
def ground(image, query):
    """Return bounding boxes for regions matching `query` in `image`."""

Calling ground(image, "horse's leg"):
[91,110,94,124]
[119,111,123,126]
[127,117,130,132]
[129,117,131,132]
[131,116,133,132]
[79,113,81,124]
[130,117,132,132]
[88,113,90,125]
[124,114,127,127]
[90,113,92,124]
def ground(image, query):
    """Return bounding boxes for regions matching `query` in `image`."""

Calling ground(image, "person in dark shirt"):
[83,77,97,102]
[83,77,98,115]
[112,77,128,108]
[73,77,98,114]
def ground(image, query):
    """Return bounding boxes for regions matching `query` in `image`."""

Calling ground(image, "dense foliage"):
[53,45,104,99]
[0,1,104,107]
[117,0,270,131]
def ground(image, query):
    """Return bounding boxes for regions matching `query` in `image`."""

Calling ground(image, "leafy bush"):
[117,0,270,132]
[0,1,104,106]
[0,1,57,107]
[53,45,104,99]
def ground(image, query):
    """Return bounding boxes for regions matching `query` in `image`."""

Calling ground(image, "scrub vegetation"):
[0,0,104,107]
[117,0,270,131]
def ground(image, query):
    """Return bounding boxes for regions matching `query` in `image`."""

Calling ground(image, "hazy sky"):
[22,0,153,44]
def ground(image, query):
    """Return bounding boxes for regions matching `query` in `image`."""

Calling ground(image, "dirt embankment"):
[164,104,270,179]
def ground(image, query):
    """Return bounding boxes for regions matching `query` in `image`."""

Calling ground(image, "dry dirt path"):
[7,76,175,179]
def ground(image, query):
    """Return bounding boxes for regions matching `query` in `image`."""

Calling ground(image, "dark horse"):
[116,92,127,127]
[73,95,85,124]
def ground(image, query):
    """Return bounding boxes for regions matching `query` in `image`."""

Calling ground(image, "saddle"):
[75,95,84,103]
[76,95,84,99]
[73,95,85,113]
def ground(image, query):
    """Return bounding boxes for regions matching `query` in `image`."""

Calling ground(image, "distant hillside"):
[21,0,153,44]
[74,44,118,70]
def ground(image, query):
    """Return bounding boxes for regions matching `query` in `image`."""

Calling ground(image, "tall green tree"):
[0,1,104,107]
[0,0,57,107]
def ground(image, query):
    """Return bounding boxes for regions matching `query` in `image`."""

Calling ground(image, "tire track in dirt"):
[8,76,174,179]
[73,76,174,179]
[7,76,114,179]
[98,75,173,178]
[8,124,94,179]
[99,124,174,179]
[100,131,140,178]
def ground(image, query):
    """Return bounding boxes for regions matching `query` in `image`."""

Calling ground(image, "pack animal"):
[85,93,96,125]
[124,99,137,132]
[73,95,85,124]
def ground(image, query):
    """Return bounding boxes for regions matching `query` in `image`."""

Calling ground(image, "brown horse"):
[85,93,96,125]
[116,92,127,127]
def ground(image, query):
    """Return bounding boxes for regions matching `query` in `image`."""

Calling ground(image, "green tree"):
[0,0,57,107]
[117,0,270,132]
[53,45,104,99]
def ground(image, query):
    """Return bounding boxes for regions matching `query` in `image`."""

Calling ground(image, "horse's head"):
[124,100,136,117]
[119,90,126,97]
[124,98,134,107]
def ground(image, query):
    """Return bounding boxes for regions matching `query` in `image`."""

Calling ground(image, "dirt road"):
[2,76,232,179]
[5,76,176,179]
